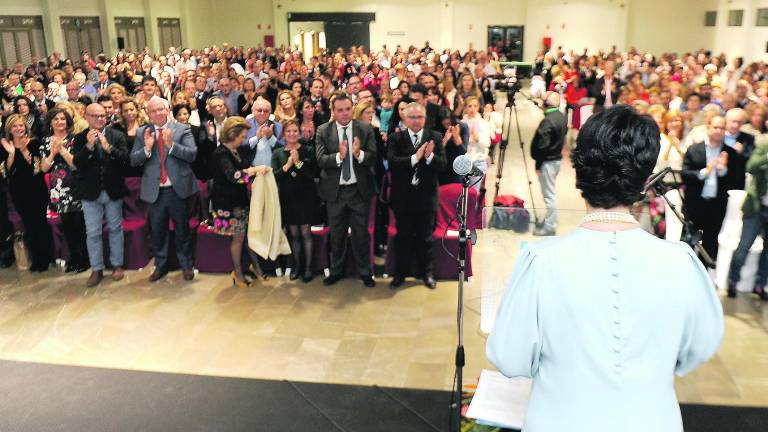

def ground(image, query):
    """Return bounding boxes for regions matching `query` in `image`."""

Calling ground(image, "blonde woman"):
[210,117,268,286]
[274,90,297,122]
[462,96,491,190]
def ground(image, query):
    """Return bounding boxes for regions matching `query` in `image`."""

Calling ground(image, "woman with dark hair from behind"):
[13,95,43,139]
[487,106,723,431]
[0,114,54,272]
[40,108,89,273]
[435,106,467,185]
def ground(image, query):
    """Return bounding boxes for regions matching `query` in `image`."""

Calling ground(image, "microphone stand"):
[450,174,473,432]
[650,173,715,268]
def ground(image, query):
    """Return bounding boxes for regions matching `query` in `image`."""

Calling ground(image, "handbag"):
[489,195,530,233]
[13,232,30,271]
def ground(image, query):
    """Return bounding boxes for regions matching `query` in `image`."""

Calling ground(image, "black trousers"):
[0,189,13,264]
[393,204,436,278]
[148,188,194,271]
[13,195,53,269]
[327,186,371,277]
[60,211,89,268]
[688,197,728,262]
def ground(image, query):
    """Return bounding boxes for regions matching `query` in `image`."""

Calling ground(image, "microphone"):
[643,167,672,193]
[453,154,484,177]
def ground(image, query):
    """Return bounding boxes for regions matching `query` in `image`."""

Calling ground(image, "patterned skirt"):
[210,207,248,236]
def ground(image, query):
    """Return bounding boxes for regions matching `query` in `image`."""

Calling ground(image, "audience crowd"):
[0,42,500,289]
[538,46,768,300]
[2,42,768,300]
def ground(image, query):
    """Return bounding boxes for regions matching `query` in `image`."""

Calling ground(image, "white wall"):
[709,0,768,62]
[7,0,765,62]
[626,0,717,56]
[272,0,526,52]
[524,0,629,58]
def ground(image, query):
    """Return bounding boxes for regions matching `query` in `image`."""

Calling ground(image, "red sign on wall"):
[264,35,274,48]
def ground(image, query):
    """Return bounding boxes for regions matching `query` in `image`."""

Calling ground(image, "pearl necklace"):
[581,211,638,225]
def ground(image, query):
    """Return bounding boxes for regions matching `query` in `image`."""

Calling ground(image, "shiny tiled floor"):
[0,96,766,407]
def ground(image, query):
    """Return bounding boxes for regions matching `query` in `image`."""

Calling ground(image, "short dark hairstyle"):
[172,103,191,118]
[96,95,111,104]
[571,105,660,209]
[410,83,428,97]
[332,93,353,109]
[44,107,74,135]
[686,92,701,101]
[142,76,157,86]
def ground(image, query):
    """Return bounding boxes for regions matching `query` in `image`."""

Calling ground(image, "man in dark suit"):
[130,97,199,282]
[388,102,447,289]
[29,81,54,115]
[315,94,378,287]
[682,115,745,263]
[193,76,211,123]
[724,107,755,161]
[409,84,441,132]
[530,92,568,236]
[588,61,621,112]
[73,103,129,287]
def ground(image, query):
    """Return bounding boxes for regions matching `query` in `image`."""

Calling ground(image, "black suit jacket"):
[387,129,447,211]
[72,127,129,201]
[195,91,212,123]
[588,77,621,111]
[315,119,378,202]
[682,142,745,211]
[425,102,441,132]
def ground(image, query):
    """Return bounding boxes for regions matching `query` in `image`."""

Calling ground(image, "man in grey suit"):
[316,94,378,287]
[130,97,199,282]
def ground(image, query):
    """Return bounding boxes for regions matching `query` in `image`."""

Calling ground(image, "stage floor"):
[0,95,766,411]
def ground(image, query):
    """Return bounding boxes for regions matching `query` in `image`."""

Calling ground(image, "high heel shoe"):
[249,265,269,281]
[231,271,250,288]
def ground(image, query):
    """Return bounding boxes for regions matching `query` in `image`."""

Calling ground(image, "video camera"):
[494,66,522,98]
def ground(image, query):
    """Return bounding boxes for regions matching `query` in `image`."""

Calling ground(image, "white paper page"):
[465,369,532,430]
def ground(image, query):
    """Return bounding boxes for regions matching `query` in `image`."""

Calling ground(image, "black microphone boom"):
[643,167,672,194]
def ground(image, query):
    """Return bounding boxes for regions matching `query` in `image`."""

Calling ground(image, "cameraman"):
[531,91,568,236]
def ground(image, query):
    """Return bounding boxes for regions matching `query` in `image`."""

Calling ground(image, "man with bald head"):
[530,92,568,236]
[73,103,130,287]
[131,97,199,282]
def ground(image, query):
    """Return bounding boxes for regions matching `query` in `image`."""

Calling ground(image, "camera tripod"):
[493,89,541,227]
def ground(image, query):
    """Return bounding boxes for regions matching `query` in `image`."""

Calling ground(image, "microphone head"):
[453,154,473,176]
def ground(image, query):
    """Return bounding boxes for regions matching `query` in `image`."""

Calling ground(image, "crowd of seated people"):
[537,46,768,300]
[0,42,498,289]
[3,42,768,299]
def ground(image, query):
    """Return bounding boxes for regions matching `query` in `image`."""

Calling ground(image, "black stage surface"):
[0,360,765,431]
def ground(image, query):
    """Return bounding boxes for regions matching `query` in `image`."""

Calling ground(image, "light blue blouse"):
[487,227,723,432]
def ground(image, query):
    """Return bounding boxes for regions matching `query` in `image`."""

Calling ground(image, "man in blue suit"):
[131,97,199,282]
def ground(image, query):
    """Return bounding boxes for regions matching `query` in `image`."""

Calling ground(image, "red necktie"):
[158,128,168,184]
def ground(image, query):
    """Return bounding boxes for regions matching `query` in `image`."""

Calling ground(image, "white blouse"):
[487,227,723,432]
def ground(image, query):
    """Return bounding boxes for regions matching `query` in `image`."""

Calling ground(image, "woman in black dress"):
[271,119,318,282]
[0,114,54,272]
[40,108,89,273]
[210,116,267,287]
